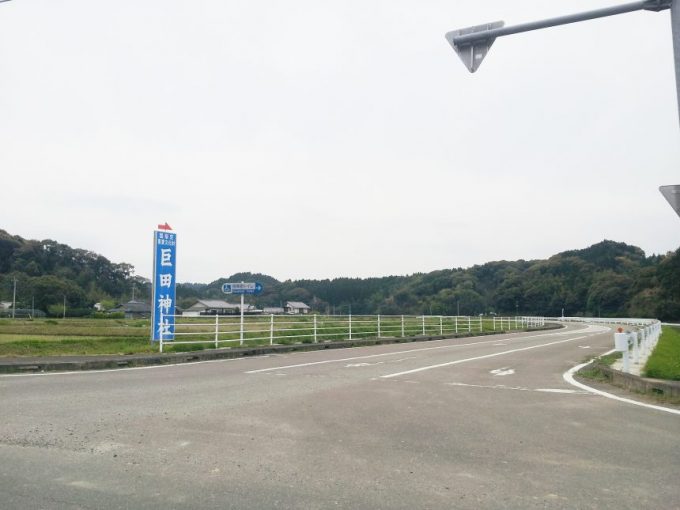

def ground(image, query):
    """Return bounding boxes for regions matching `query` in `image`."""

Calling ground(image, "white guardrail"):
[550,317,662,374]
[156,314,547,352]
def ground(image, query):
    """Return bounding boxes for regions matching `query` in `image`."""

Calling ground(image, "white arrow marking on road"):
[490,367,515,376]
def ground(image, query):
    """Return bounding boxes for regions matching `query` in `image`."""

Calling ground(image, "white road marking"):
[345,362,384,368]
[563,354,680,416]
[380,334,592,379]
[490,367,515,376]
[535,388,580,394]
[245,330,584,375]
[446,382,585,394]
[578,346,591,349]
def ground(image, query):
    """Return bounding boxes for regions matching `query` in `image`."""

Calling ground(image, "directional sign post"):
[222,282,263,345]
[221,282,263,295]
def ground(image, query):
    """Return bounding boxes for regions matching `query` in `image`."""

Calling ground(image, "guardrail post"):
[631,331,639,364]
[467,316,471,332]
[314,314,318,343]
[455,315,458,333]
[214,314,219,349]
[515,316,518,329]
[422,315,426,336]
[240,294,244,346]
[479,315,482,332]
[270,314,274,345]
[439,315,443,335]
[614,329,630,373]
[349,314,352,340]
[401,315,405,337]
[493,316,496,331]
[377,314,381,338]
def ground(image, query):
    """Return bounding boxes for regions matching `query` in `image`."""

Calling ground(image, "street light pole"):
[12,277,16,319]
[672,0,680,114]
[446,0,679,123]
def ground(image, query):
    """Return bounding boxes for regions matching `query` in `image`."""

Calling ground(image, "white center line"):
[244,330,578,374]
[380,335,592,379]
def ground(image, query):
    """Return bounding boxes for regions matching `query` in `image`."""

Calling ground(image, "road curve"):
[1,323,678,509]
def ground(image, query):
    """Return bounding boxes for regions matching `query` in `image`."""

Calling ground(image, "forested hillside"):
[1,229,678,320]
[0,230,146,316]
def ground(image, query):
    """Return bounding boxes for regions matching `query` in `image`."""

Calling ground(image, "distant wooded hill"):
[1,229,678,320]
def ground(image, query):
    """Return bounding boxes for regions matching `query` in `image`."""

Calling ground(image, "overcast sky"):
[1,0,678,283]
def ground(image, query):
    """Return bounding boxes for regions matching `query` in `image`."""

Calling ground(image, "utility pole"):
[12,277,16,319]
[445,0,679,125]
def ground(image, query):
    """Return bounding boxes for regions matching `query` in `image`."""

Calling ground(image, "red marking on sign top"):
[157,223,172,231]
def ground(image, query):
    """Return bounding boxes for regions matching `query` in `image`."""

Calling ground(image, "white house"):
[285,301,311,314]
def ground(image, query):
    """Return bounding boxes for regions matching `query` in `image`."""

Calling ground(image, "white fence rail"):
[157,314,546,352]
[556,317,664,374]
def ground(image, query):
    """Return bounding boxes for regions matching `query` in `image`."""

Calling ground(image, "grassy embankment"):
[579,325,680,395]
[644,326,680,381]
[0,316,530,357]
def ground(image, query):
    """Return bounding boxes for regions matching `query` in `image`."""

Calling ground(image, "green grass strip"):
[644,326,680,381]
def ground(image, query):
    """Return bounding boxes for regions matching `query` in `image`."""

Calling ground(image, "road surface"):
[1,323,678,509]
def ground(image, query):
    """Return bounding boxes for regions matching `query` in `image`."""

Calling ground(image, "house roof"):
[187,299,238,310]
[286,301,310,309]
[112,300,151,313]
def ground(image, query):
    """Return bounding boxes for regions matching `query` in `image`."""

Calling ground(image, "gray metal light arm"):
[446,0,679,126]
[450,1,667,47]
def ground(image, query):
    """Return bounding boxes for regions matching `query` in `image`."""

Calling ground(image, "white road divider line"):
[380,335,592,379]
[245,330,582,374]
[563,356,680,416]
[446,382,585,394]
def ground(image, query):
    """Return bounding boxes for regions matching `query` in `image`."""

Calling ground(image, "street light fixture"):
[660,184,680,218]
[445,1,679,123]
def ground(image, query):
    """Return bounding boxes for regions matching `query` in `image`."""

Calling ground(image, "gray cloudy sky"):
[1,0,678,283]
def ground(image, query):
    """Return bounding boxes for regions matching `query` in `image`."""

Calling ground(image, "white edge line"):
[563,352,680,416]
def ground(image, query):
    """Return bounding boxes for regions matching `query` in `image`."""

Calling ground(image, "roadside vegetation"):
[576,352,620,382]
[644,326,680,381]
[2,228,680,321]
[0,318,154,356]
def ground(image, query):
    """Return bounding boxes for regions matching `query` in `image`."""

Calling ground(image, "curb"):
[0,325,560,374]
[587,363,680,400]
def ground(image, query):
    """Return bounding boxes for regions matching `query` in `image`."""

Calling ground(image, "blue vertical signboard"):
[151,227,177,342]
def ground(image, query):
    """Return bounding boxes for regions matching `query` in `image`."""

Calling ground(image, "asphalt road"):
[1,323,678,509]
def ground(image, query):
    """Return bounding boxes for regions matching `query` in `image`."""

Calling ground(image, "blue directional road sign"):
[222,282,263,295]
